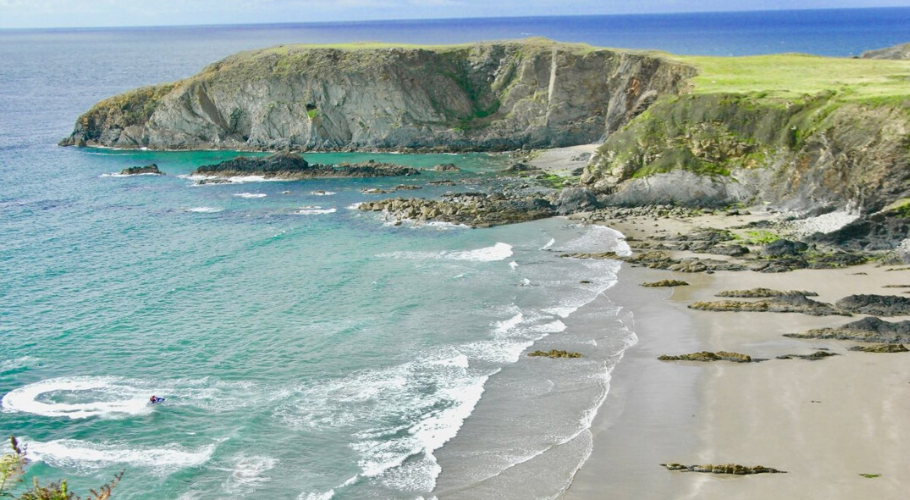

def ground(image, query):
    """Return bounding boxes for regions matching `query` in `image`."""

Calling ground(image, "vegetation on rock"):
[527,349,582,358]
[658,351,753,363]
[848,343,908,353]
[661,462,786,474]
[641,279,689,287]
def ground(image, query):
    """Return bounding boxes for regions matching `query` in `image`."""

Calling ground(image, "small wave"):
[311,191,336,196]
[186,207,223,213]
[296,206,337,215]
[1,377,151,419]
[347,202,363,210]
[24,438,216,475]
[100,172,161,178]
[555,225,631,256]
[222,454,279,493]
[234,193,267,199]
[379,242,513,262]
[182,174,278,184]
[297,491,335,500]
[509,261,519,270]
[541,238,556,250]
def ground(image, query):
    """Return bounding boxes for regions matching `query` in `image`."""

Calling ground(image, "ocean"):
[1,8,907,499]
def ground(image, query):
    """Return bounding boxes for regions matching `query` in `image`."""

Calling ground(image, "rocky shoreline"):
[191,152,420,179]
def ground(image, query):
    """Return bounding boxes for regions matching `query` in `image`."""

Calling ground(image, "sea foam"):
[23,438,216,475]
[1,377,151,419]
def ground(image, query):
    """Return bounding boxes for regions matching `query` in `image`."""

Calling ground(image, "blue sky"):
[1,0,907,29]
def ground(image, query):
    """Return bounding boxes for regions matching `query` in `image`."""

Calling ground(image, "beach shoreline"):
[560,210,910,499]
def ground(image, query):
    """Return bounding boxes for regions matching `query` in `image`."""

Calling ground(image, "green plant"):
[0,437,122,500]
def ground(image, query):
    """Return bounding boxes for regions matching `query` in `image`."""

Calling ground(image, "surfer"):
[149,395,161,404]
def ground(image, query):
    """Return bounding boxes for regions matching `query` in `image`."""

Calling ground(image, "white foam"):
[24,438,215,475]
[297,491,335,500]
[296,206,337,215]
[311,191,336,196]
[187,207,223,213]
[541,238,556,250]
[347,202,364,210]
[379,242,513,262]
[233,192,267,199]
[1,377,151,419]
[101,172,161,178]
[444,242,513,262]
[221,454,279,493]
[557,225,631,257]
[494,311,525,335]
[509,261,519,270]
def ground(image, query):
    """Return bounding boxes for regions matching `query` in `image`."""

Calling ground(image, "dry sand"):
[561,211,910,499]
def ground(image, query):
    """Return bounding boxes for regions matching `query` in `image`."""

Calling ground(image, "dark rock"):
[428,179,457,186]
[835,294,910,316]
[120,164,163,175]
[358,192,556,228]
[641,280,689,287]
[848,343,908,353]
[432,163,461,172]
[689,295,848,316]
[708,244,749,257]
[555,187,599,215]
[658,351,753,363]
[194,178,232,185]
[660,463,786,474]
[786,317,910,343]
[716,288,818,298]
[528,349,582,359]
[776,351,839,361]
[504,162,540,173]
[762,239,808,257]
[193,153,420,179]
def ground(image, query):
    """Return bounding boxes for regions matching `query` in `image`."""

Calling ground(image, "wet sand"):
[562,211,910,499]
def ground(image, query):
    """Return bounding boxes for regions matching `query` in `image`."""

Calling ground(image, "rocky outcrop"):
[835,294,910,316]
[641,279,689,287]
[582,93,910,214]
[561,250,748,273]
[716,288,818,298]
[661,463,786,474]
[861,42,910,60]
[61,39,693,152]
[120,164,163,175]
[689,295,847,316]
[776,351,839,361]
[785,317,910,343]
[358,192,555,228]
[848,343,908,353]
[191,153,419,179]
[658,351,753,363]
[527,349,582,358]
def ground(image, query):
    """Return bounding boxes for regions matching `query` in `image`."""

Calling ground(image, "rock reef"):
[658,351,753,363]
[689,295,848,316]
[785,317,910,343]
[192,153,419,179]
[834,294,910,317]
[358,192,555,228]
[120,164,164,175]
[527,349,582,359]
[660,463,786,474]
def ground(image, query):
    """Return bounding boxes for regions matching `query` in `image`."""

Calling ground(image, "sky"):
[1,0,908,29]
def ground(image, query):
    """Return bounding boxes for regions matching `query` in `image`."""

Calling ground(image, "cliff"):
[862,42,910,60]
[582,54,910,213]
[60,39,693,151]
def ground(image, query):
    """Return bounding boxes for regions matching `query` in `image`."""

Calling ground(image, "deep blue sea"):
[1,8,908,499]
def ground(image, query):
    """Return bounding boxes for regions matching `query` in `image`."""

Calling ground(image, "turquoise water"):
[0,146,630,499]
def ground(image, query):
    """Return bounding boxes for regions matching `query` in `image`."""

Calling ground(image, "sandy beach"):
[559,208,910,499]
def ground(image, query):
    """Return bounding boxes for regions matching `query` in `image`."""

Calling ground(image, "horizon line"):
[2,5,908,32]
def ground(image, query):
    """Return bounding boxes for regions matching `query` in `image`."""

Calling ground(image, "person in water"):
[149,395,158,403]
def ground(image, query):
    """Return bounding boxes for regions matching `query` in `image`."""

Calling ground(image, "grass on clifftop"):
[672,54,910,104]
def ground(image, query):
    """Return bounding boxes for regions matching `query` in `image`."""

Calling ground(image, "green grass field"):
[670,53,910,104]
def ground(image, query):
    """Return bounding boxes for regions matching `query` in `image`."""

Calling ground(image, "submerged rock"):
[835,294,910,316]
[432,163,461,172]
[120,164,163,175]
[776,351,839,361]
[689,295,848,316]
[528,349,582,359]
[660,463,786,474]
[641,280,689,287]
[716,288,818,298]
[658,351,753,363]
[786,317,910,343]
[848,343,908,353]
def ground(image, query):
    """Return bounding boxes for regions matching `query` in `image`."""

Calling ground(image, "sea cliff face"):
[582,93,910,212]
[60,39,693,151]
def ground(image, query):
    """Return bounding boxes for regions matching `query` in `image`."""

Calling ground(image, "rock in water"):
[193,153,420,179]
[120,164,163,175]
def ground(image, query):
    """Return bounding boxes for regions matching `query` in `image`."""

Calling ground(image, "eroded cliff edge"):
[60,39,693,151]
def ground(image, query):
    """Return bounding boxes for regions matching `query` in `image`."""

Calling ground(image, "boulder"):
[120,164,163,175]
[835,294,910,316]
